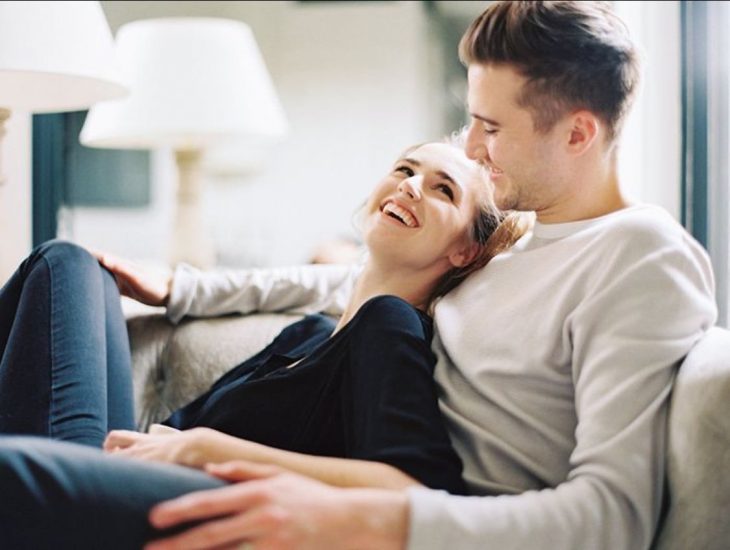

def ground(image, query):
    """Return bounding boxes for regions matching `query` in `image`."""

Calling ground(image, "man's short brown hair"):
[459,1,640,143]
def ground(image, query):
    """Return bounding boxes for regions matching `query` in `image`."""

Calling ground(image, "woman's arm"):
[104,427,421,491]
[166,263,359,323]
[90,249,360,322]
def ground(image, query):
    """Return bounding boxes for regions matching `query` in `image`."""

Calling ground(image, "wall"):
[616,1,682,219]
[6,1,688,278]
[0,111,32,283]
[62,1,443,267]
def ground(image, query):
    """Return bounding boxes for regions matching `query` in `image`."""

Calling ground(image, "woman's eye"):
[484,128,497,135]
[395,165,414,177]
[436,184,454,200]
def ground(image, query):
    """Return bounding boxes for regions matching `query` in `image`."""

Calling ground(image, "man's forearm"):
[334,488,410,550]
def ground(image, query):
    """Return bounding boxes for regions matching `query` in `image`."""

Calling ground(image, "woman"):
[0,138,525,546]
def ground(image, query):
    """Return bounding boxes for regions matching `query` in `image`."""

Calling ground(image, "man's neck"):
[536,156,628,224]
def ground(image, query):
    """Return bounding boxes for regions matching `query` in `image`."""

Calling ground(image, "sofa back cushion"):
[653,326,730,549]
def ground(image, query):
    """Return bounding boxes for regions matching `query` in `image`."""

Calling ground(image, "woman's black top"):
[164,295,467,494]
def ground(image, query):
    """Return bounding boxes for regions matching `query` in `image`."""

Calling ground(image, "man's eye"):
[484,128,498,135]
[436,184,454,200]
[395,165,414,177]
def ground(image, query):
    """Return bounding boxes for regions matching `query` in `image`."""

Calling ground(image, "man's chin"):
[494,190,518,212]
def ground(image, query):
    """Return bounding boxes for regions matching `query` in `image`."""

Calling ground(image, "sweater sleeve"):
[406,229,717,550]
[166,263,359,324]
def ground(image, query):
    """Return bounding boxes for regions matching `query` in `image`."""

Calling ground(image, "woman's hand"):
[103,428,211,468]
[145,461,409,550]
[91,250,172,307]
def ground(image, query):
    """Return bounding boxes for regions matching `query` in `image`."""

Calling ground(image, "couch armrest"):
[653,326,730,549]
[127,311,303,431]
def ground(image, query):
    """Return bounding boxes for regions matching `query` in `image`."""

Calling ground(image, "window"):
[681,0,729,326]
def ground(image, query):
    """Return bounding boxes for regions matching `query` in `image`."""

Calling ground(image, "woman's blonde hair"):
[425,128,531,308]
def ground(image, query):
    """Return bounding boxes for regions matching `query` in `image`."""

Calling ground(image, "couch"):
[126,308,730,550]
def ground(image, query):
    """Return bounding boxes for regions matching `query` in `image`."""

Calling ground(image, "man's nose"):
[465,122,489,162]
[398,175,423,200]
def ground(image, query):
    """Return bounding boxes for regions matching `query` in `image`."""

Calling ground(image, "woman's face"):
[363,142,485,274]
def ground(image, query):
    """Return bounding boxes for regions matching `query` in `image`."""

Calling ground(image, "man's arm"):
[145,461,409,550]
[166,263,359,323]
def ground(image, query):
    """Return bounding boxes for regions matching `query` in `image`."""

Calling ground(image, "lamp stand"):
[0,108,11,185]
[171,149,216,268]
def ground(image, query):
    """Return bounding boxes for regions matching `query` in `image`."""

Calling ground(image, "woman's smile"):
[380,199,420,228]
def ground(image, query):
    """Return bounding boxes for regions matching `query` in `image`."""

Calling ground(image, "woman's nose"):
[398,175,423,200]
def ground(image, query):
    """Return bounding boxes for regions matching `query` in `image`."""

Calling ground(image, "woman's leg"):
[0,240,135,447]
[0,436,225,549]
[101,260,136,431]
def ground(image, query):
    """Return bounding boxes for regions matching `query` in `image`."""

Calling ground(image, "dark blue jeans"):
[0,436,225,549]
[0,241,224,547]
[0,240,135,446]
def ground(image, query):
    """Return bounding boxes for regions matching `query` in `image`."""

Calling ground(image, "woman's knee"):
[32,239,94,265]
[26,239,99,278]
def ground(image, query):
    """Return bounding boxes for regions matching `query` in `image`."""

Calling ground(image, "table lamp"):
[80,17,289,268]
[0,0,128,184]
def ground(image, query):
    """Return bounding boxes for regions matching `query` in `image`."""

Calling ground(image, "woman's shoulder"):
[349,295,433,340]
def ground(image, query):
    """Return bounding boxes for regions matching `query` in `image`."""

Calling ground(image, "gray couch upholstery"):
[126,311,730,549]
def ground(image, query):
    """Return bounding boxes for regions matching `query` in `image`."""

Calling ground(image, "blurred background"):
[1,0,728,325]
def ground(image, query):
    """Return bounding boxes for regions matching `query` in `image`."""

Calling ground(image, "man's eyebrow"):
[470,112,500,126]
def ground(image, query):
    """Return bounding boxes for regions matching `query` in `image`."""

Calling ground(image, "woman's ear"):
[448,240,480,268]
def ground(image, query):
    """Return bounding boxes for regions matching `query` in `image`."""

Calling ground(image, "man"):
[0,2,717,549]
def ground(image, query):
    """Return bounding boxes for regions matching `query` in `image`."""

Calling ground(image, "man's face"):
[465,63,566,214]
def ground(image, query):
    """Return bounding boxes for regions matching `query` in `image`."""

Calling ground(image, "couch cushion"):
[653,326,730,549]
[127,312,303,431]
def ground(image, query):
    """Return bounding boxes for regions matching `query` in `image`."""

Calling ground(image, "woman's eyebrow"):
[435,171,456,186]
[402,157,460,189]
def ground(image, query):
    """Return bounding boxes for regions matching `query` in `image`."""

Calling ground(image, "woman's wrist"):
[180,427,217,468]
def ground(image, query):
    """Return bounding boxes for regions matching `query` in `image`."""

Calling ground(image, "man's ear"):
[566,110,600,155]
[448,240,480,268]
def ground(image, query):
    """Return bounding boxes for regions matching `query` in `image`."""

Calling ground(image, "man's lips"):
[380,199,420,228]
[488,165,504,177]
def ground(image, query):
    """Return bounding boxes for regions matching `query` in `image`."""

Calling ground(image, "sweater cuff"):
[406,487,451,550]
[166,263,198,324]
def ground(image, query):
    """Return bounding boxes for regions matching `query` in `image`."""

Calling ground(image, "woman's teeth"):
[383,202,417,227]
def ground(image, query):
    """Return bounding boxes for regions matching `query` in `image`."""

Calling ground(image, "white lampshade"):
[0,1,128,112]
[80,17,289,150]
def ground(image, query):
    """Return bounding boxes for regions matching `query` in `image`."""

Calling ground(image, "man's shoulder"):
[598,204,682,237]
[590,204,700,255]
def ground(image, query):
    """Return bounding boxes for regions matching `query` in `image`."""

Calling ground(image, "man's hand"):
[145,461,410,550]
[91,250,172,306]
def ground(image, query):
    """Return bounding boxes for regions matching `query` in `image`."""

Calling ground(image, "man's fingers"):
[205,461,281,482]
[146,507,281,550]
[149,483,265,530]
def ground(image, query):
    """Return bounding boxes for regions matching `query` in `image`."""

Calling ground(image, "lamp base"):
[0,108,11,186]
[171,149,216,268]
